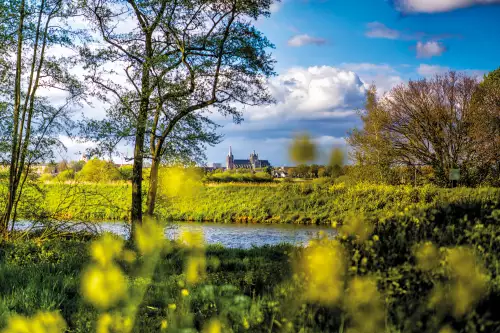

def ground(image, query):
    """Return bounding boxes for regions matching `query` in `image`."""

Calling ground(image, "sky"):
[59,0,500,167]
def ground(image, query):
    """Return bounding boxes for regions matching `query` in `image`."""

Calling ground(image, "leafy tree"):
[69,160,85,173]
[0,0,84,237]
[77,159,121,183]
[348,73,497,186]
[80,0,276,231]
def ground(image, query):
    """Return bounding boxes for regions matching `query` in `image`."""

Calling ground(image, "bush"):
[76,159,122,183]
[55,169,75,182]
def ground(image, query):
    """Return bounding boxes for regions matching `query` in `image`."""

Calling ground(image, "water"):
[14,221,337,249]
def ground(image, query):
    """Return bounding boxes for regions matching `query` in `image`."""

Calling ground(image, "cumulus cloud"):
[416,41,446,58]
[248,66,366,121]
[393,0,500,13]
[340,63,403,94]
[287,34,327,47]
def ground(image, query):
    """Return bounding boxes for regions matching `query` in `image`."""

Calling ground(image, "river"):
[14,221,337,249]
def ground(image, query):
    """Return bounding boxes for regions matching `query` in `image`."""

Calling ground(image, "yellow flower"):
[168,303,177,311]
[288,133,317,164]
[121,250,136,263]
[340,214,373,243]
[135,218,164,255]
[372,235,379,242]
[159,167,202,198]
[345,276,384,333]
[299,239,345,305]
[186,255,206,285]
[160,320,168,331]
[96,313,132,333]
[1,311,66,333]
[242,317,250,329]
[180,231,204,249]
[439,325,455,333]
[414,242,440,271]
[96,313,113,333]
[90,233,124,267]
[81,264,127,309]
[181,289,190,297]
[203,319,222,333]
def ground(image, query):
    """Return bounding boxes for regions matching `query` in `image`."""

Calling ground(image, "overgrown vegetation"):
[1,198,499,332]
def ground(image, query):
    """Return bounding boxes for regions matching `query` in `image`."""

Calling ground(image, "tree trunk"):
[146,157,160,217]
[1,0,26,239]
[130,34,152,239]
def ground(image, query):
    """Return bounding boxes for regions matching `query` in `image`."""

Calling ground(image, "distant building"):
[226,146,271,170]
[212,163,222,169]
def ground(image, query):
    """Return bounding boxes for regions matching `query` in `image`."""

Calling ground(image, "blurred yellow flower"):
[160,320,168,331]
[414,242,440,271]
[203,319,222,333]
[90,233,124,267]
[159,167,202,198]
[288,133,317,164]
[345,276,385,333]
[168,303,177,311]
[96,313,132,333]
[180,231,204,249]
[121,249,137,263]
[447,247,489,317]
[186,255,206,285]
[81,264,127,309]
[181,288,189,297]
[1,311,66,333]
[299,239,345,305]
[340,214,374,243]
[135,218,164,255]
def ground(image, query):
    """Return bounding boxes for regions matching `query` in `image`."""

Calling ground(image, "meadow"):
[1,195,499,332]
[9,180,500,225]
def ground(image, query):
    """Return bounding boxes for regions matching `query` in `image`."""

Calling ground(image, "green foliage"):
[204,171,273,183]
[77,159,121,183]
[118,165,134,181]
[1,199,500,332]
[54,169,75,182]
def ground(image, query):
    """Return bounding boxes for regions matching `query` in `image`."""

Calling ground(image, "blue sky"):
[203,0,500,167]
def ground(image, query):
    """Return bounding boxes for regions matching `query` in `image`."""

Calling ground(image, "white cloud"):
[394,0,500,13]
[340,63,403,94]
[365,22,400,39]
[416,41,446,58]
[287,34,327,47]
[417,64,450,77]
[269,1,283,13]
[247,66,366,121]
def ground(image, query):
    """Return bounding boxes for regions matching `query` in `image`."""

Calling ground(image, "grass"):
[1,196,500,332]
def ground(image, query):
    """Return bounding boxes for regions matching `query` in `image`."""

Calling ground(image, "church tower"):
[226,146,234,169]
[249,150,259,169]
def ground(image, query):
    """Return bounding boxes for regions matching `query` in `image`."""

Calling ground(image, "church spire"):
[229,146,233,156]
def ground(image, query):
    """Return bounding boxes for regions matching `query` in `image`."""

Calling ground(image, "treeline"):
[348,69,500,187]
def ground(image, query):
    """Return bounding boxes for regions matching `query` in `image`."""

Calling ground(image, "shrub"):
[77,159,122,183]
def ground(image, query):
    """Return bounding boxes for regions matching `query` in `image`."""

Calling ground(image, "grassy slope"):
[23,182,500,224]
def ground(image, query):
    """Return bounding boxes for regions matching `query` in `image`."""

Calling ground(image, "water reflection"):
[15,221,337,249]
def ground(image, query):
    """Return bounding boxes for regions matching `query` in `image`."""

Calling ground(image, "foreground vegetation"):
[7,181,500,225]
[1,197,499,332]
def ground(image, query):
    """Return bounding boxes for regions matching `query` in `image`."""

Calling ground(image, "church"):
[226,146,271,170]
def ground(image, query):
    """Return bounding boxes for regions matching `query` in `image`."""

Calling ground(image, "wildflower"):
[446,247,489,317]
[168,303,177,311]
[96,313,113,333]
[180,230,204,249]
[242,317,250,329]
[288,133,317,164]
[181,289,189,297]
[1,311,66,333]
[96,313,132,333]
[299,239,345,305]
[372,235,379,242]
[81,264,127,309]
[414,242,440,271]
[135,218,164,255]
[90,233,124,267]
[340,214,374,243]
[204,319,222,333]
[160,167,202,198]
[439,325,455,333]
[160,320,168,331]
[345,276,385,333]
[186,255,206,285]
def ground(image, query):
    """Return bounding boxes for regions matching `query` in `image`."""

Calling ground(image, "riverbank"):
[12,182,500,224]
[1,199,500,332]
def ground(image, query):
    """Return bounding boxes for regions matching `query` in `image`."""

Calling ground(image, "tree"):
[78,159,121,183]
[80,0,276,231]
[0,0,84,237]
[347,85,393,183]
[348,72,496,186]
